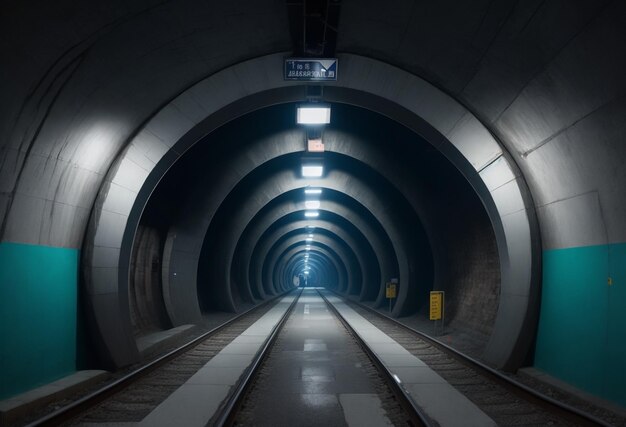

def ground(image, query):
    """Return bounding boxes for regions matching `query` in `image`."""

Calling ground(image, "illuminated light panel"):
[305,188,323,195]
[305,200,320,209]
[297,106,331,124]
[306,238,313,242]
[301,165,324,177]
[304,211,319,218]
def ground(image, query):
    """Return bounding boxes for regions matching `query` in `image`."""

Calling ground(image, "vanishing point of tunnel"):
[1,1,625,426]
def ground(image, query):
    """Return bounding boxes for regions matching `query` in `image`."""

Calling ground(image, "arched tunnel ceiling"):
[2,0,626,407]
[87,99,510,371]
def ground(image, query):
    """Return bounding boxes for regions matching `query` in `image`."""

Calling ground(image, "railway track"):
[335,292,615,427]
[25,287,618,426]
[214,287,425,426]
[25,292,292,426]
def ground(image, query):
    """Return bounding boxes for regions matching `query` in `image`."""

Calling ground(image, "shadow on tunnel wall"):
[132,103,500,357]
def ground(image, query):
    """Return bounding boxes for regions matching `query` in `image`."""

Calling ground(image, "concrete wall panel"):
[81,54,535,370]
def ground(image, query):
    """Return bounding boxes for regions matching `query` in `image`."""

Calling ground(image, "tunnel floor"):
[233,289,409,426]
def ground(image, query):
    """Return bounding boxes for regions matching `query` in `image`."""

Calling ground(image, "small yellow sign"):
[386,283,397,299]
[429,291,444,320]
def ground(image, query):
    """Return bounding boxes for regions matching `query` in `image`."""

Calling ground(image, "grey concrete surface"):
[246,200,396,304]
[138,292,297,427]
[323,291,497,427]
[269,241,348,293]
[0,370,109,426]
[79,55,537,370]
[270,234,357,293]
[3,2,622,397]
[236,289,394,427]
[244,220,376,297]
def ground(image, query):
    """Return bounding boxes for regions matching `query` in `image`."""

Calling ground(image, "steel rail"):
[317,289,433,427]
[25,290,296,427]
[211,288,304,427]
[331,291,612,427]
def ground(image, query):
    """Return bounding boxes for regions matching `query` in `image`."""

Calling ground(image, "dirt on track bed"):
[63,302,277,425]
[347,301,618,427]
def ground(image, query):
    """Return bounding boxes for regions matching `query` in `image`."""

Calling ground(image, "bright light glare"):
[306,237,313,242]
[306,226,315,229]
[304,271,310,275]
[308,234,314,237]
[305,188,323,195]
[305,200,320,209]
[302,165,324,177]
[304,211,319,218]
[297,106,331,124]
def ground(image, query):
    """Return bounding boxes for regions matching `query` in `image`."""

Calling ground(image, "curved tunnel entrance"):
[132,102,500,360]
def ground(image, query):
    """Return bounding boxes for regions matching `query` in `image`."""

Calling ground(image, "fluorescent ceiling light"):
[297,106,331,124]
[304,188,323,195]
[305,200,320,209]
[304,211,319,218]
[302,165,323,177]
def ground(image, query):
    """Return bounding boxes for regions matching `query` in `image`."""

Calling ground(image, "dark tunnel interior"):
[3,1,626,419]
[133,102,500,357]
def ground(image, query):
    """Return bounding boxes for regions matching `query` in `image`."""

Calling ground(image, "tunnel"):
[1,0,625,421]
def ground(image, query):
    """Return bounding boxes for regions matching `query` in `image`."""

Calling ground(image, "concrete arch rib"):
[246,200,393,304]
[84,53,539,370]
[273,245,345,292]
[265,230,359,295]
[286,252,336,289]
[286,255,333,288]
[243,219,376,299]
[196,165,419,317]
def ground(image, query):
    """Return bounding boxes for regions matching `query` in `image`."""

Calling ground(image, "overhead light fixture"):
[304,271,310,275]
[308,234,314,238]
[302,165,323,177]
[306,237,313,242]
[297,105,331,125]
[304,188,323,195]
[304,211,319,218]
[305,200,320,209]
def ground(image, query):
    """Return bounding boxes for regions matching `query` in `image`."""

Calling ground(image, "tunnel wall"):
[83,53,538,372]
[535,243,626,406]
[0,242,79,399]
[2,0,624,407]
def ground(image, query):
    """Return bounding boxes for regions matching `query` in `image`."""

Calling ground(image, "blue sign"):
[284,58,338,81]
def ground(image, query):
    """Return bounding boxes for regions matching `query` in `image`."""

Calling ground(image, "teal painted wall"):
[0,242,79,399]
[534,243,626,407]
